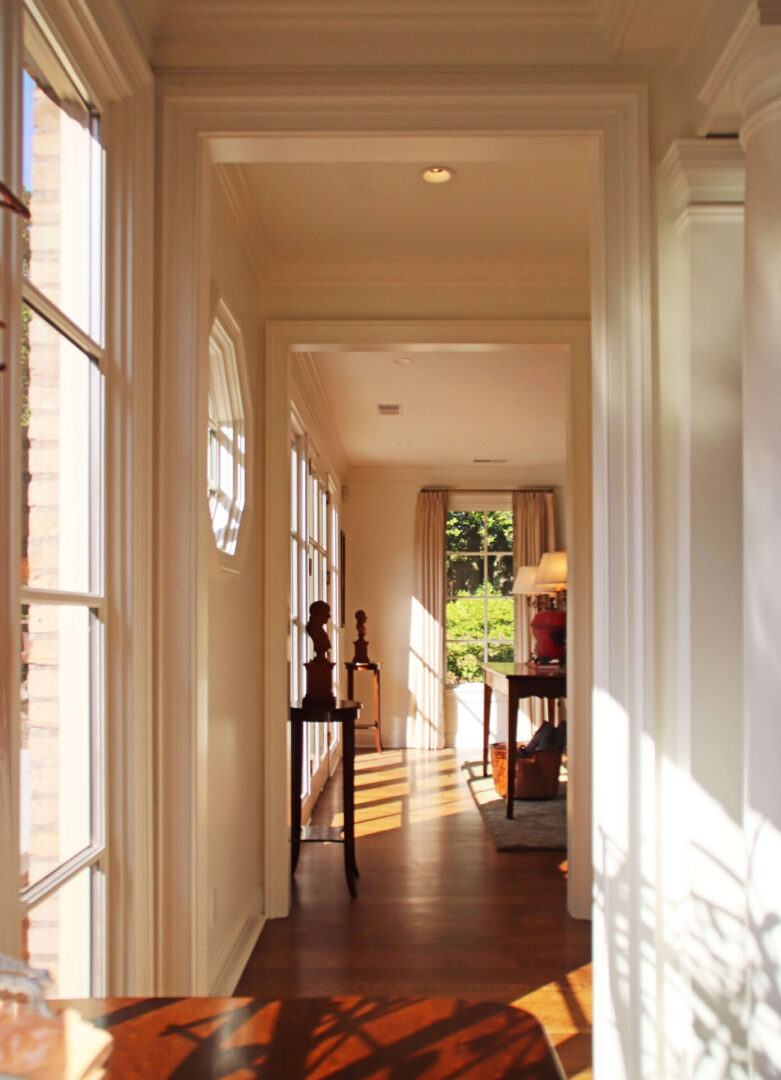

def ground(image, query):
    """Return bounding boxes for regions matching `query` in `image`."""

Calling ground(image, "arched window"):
[207,301,246,556]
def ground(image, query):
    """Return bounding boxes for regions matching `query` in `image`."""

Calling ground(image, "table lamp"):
[531,550,567,662]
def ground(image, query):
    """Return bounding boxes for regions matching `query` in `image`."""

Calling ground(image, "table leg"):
[373,669,383,753]
[506,684,521,819]
[347,666,355,701]
[290,716,303,873]
[482,680,493,776]
[342,713,358,897]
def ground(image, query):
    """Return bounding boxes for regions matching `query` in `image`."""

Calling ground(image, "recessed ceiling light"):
[397,440,411,446]
[393,356,413,365]
[421,166,456,185]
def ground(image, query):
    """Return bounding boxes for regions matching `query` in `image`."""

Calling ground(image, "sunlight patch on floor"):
[512,963,593,1030]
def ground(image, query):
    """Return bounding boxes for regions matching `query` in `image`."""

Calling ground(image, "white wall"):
[204,176,265,990]
[342,466,566,749]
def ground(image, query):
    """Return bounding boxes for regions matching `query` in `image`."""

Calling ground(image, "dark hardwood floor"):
[237,748,592,1078]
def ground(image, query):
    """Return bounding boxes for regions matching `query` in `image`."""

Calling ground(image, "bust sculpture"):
[303,600,335,704]
[352,609,370,663]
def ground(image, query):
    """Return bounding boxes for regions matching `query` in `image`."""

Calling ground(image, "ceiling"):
[301,346,568,470]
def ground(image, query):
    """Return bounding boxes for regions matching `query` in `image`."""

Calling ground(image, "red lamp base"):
[531,608,566,661]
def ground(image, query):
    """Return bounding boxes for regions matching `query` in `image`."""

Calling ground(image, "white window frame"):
[207,299,247,560]
[18,8,107,995]
[444,505,515,686]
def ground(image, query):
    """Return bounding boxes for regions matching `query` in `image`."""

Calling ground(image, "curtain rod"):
[422,487,555,494]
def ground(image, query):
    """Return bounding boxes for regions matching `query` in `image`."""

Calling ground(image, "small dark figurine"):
[352,609,370,663]
[306,600,332,660]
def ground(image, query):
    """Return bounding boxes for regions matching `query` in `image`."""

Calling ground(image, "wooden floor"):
[237,748,592,1078]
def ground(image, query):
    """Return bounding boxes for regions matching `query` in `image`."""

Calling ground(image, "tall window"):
[289,429,341,813]
[19,10,106,996]
[445,511,514,684]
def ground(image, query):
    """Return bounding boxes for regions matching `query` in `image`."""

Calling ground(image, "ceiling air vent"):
[473,458,508,464]
[377,403,402,416]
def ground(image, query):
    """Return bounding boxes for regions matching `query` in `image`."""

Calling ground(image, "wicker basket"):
[489,742,562,800]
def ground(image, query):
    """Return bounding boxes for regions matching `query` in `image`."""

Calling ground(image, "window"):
[445,510,514,684]
[289,427,341,815]
[19,10,105,996]
[207,301,246,556]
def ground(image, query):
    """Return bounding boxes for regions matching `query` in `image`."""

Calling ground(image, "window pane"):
[290,445,298,533]
[486,511,513,552]
[446,643,485,685]
[446,597,485,641]
[487,642,515,665]
[447,555,484,597]
[446,511,483,552]
[290,538,298,619]
[486,596,515,641]
[24,864,94,997]
[20,604,94,890]
[21,310,100,593]
[487,554,515,595]
[22,41,103,340]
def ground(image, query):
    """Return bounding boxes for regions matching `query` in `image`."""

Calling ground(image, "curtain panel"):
[407,490,447,749]
[513,490,556,729]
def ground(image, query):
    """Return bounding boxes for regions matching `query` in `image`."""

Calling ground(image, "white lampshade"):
[511,565,539,594]
[535,550,568,588]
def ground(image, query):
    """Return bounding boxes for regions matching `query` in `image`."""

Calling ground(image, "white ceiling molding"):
[290,351,349,479]
[660,137,746,221]
[259,257,590,289]
[347,463,566,486]
[213,163,273,279]
[30,0,152,106]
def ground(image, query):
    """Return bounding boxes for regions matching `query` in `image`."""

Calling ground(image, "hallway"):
[237,749,592,1078]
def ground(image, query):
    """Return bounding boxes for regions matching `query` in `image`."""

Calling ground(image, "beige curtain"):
[513,490,556,729]
[407,490,447,749]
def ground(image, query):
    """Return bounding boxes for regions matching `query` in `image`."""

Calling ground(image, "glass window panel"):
[22,38,103,340]
[487,642,515,665]
[446,597,485,640]
[20,604,94,890]
[486,597,515,641]
[290,446,298,532]
[486,511,513,552]
[446,555,484,597]
[446,643,485,686]
[290,538,298,617]
[487,554,515,595]
[21,311,100,593]
[445,511,484,552]
[24,864,94,997]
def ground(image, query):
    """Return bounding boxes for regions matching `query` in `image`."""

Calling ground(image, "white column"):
[737,28,781,1077]
[660,138,746,1079]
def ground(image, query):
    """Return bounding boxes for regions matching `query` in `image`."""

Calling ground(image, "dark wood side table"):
[345,661,383,752]
[290,699,361,897]
[58,996,567,1078]
[481,662,567,819]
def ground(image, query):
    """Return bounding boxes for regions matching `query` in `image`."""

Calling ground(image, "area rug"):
[461,760,566,851]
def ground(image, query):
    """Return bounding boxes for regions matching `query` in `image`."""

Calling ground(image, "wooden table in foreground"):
[481,662,567,820]
[61,996,567,1079]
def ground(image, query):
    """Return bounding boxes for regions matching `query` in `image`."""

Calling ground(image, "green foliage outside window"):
[445,510,515,684]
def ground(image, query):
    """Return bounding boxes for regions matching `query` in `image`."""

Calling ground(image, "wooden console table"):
[481,662,567,819]
[290,699,361,897]
[59,995,566,1078]
[345,661,383,752]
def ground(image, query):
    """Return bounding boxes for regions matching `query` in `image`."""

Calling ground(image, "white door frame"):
[265,318,593,921]
[156,81,653,1074]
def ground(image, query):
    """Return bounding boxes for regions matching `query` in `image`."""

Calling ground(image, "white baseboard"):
[207,886,266,996]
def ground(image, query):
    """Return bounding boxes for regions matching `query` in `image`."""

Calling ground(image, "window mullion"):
[22,279,104,367]
[20,842,105,912]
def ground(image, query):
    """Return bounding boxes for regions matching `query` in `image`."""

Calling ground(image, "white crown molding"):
[213,164,272,280]
[347,463,566,486]
[699,4,781,131]
[30,0,152,106]
[290,351,349,479]
[260,257,589,289]
[660,138,745,219]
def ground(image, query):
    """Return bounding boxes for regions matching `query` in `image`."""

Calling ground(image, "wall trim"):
[207,887,266,996]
